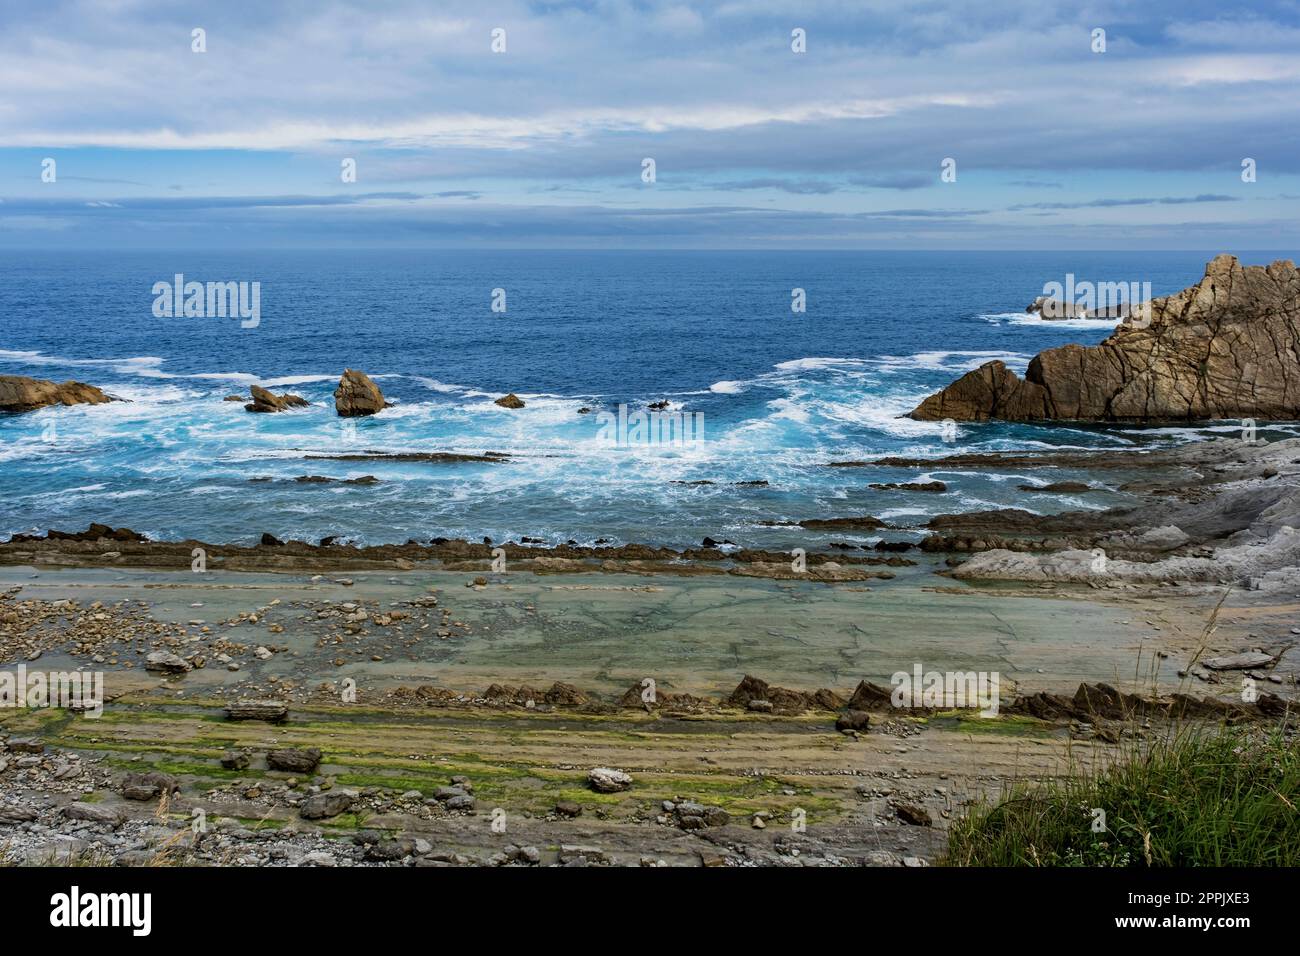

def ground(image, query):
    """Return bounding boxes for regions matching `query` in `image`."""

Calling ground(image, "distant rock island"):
[1025,295,1132,320]
[911,255,1300,422]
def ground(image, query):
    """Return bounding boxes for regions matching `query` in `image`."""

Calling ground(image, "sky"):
[0,0,1298,249]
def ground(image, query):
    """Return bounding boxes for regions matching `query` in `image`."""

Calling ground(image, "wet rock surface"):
[333,369,389,417]
[0,375,115,413]
[245,385,309,413]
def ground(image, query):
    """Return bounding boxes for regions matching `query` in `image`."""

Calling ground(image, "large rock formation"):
[0,375,114,413]
[333,369,388,417]
[911,255,1300,422]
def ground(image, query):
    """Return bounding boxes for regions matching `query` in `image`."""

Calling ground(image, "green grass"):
[942,712,1059,738]
[946,724,1300,866]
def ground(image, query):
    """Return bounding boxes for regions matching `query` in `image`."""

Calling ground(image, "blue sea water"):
[2,249,1297,549]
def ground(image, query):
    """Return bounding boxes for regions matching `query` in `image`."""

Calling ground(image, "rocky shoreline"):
[2,661,1291,868]
[912,255,1300,422]
[2,430,1298,865]
[5,435,1297,591]
[6,345,1300,865]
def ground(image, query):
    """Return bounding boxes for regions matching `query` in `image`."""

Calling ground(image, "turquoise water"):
[2,250,1296,547]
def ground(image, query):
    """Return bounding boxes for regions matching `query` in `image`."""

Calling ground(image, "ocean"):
[3,249,1296,549]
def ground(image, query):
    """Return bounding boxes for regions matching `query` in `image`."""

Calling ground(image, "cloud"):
[0,1,1296,248]
[700,178,842,195]
[1008,195,1241,211]
[847,173,932,191]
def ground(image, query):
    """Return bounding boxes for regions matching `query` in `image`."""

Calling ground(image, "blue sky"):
[1,0,1298,249]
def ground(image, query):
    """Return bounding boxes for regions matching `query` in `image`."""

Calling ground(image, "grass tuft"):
[945,723,1299,866]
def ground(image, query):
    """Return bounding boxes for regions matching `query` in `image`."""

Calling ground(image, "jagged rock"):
[220,750,250,770]
[674,802,730,829]
[480,681,589,708]
[835,710,872,732]
[44,524,146,543]
[494,393,525,409]
[292,475,380,485]
[1005,683,1259,722]
[722,676,845,714]
[1070,683,1159,719]
[893,802,932,826]
[245,384,309,413]
[121,771,177,800]
[144,651,191,674]
[1257,693,1293,718]
[0,375,115,413]
[334,369,388,417]
[615,681,711,712]
[543,682,588,706]
[587,767,633,793]
[794,516,885,530]
[910,359,1050,422]
[63,803,125,827]
[912,256,1300,421]
[266,747,322,774]
[1019,481,1092,493]
[869,481,947,492]
[300,791,354,820]
[846,680,896,711]
[365,838,416,861]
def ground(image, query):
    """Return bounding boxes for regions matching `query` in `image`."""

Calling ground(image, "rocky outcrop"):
[912,255,1300,422]
[334,369,388,417]
[494,393,525,409]
[587,767,632,793]
[121,771,178,801]
[267,747,322,774]
[870,481,947,492]
[0,375,114,413]
[725,675,845,714]
[300,791,355,820]
[1027,296,1130,320]
[41,524,147,543]
[224,700,288,722]
[245,385,309,413]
